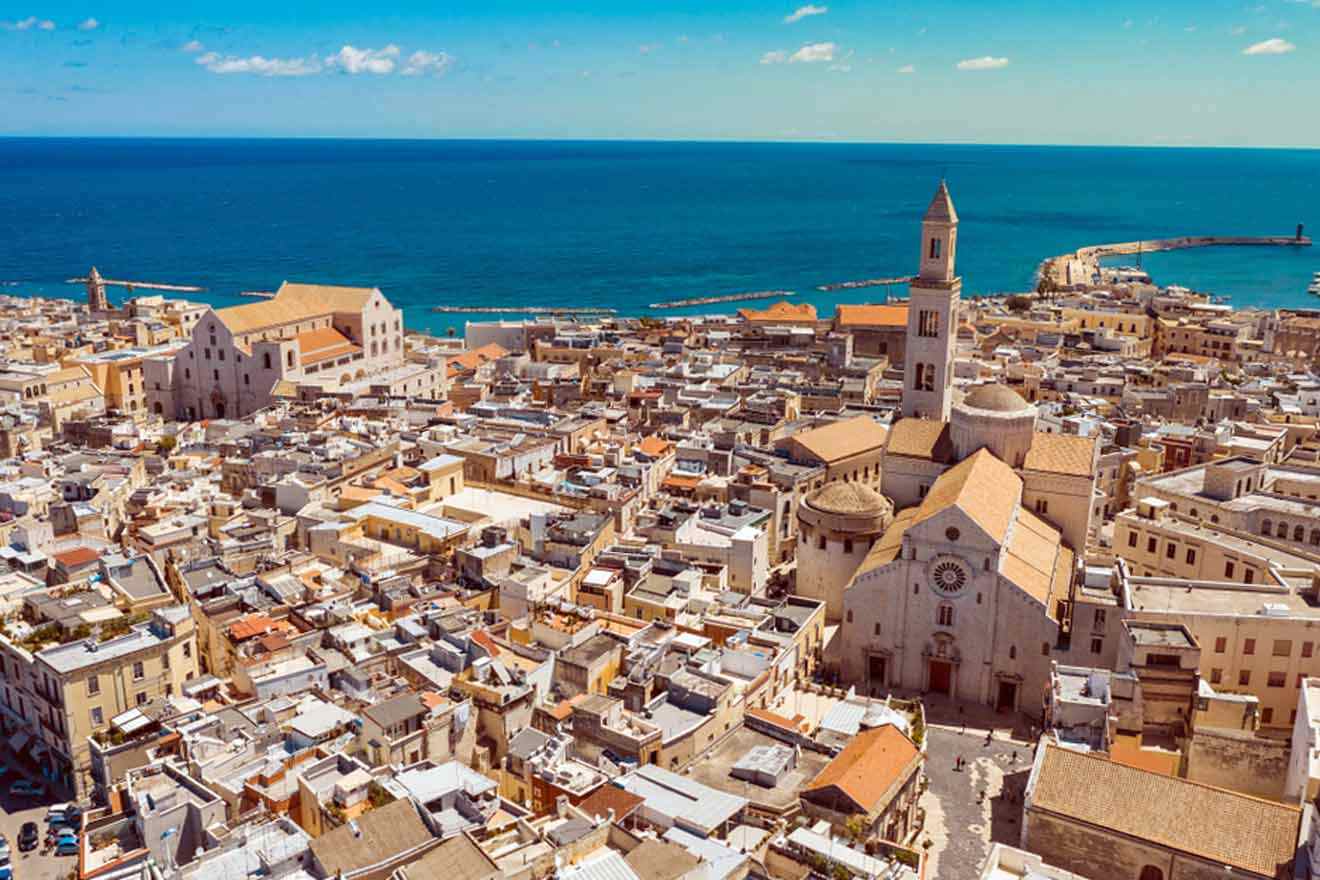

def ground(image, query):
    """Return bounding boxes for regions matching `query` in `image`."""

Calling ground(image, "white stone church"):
[817,182,1101,714]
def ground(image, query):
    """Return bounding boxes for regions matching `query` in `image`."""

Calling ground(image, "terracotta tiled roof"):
[297,326,361,366]
[884,418,954,462]
[1030,745,1300,878]
[856,508,918,574]
[803,725,921,814]
[788,416,888,465]
[638,435,673,457]
[214,281,379,334]
[1001,508,1070,617]
[52,546,100,568]
[1023,432,1096,477]
[737,301,818,322]
[907,449,1020,544]
[577,784,646,822]
[229,613,277,641]
[834,304,908,329]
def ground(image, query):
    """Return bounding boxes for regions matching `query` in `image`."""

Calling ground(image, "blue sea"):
[0,138,1317,336]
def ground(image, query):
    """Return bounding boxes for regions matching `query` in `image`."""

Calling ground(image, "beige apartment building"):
[0,605,199,797]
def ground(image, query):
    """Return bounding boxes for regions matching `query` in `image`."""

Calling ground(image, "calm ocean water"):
[0,138,1316,335]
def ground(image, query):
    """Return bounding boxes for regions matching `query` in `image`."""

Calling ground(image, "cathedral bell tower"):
[902,181,961,421]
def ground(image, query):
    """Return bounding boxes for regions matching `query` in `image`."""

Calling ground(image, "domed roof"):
[961,384,1031,413]
[807,481,893,517]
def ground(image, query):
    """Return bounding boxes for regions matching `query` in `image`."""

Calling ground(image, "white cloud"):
[789,41,836,62]
[77,17,98,31]
[896,63,915,74]
[638,42,661,54]
[760,49,788,64]
[4,16,56,31]
[181,39,204,52]
[1242,37,1296,54]
[195,51,321,76]
[784,4,827,24]
[956,55,1009,70]
[325,44,399,74]
[401,50,453,76]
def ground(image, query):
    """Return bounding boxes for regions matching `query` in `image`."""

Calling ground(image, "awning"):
[8,731,29,753]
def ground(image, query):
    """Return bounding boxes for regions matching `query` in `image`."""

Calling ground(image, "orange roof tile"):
[906,449,1020,544]
[577,785,645,822]
[638,435,673,457]
[52,546,100,568]
[297,326,361,366]
[788,415,889,465]
[1023,432,1096,477]
[229,613,277,641]
[834,304,908,329]
[804,725,921,813]
[884,419,954,461]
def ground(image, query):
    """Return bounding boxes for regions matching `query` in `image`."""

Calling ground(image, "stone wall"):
[1185,727,1289,802]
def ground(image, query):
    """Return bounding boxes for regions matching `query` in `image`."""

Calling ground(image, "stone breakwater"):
[1042,234,1312,288]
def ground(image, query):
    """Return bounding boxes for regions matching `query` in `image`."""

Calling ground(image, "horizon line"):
[1,134,1318,151]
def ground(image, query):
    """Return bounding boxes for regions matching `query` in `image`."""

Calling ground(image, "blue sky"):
[2,0,1317,145]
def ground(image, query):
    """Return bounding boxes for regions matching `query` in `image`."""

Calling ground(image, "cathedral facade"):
[810,182,1100,714]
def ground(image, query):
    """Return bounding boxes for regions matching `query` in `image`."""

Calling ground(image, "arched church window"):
[1009,645,1016,660]
[936,603,954,627]
[1261,519,1273,536]
[929,238,941,259]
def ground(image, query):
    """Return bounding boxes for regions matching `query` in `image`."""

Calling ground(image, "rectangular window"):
[1214,636,1227,653]
[87,675,99,696]
[1090,637,1103,655]
[1127,532,1137,548]
[1210,668,1223,684]
[90,707,103,727]
[1146,537,1156,554]
[135,691,147,706]
[1263,707,1274,725]
[1186,548,1196,565]
[1244,639,1256,655]
[1273,640,1292,657]
[1238,669,1251,686]
[1225,561,1235,578]
[1268,671,1287,688]
[133,661,145,680]
[1165,542,1176,560]
[1093,609,1106,629]
[1304,642,1314,659]
[183,642,191,659]
[1244,569,1255,584]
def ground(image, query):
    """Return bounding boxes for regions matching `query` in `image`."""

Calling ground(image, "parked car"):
[9,780,44,798]
[0,851,11,880]
[17,823,38,852]
[54,837,79,857]
[44,804,77,823]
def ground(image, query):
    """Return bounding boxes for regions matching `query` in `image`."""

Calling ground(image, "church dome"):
[807,481,893,518]
[961,384,1030,413]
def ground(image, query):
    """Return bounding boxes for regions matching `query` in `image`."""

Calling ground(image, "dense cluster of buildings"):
[2,184,1320,880]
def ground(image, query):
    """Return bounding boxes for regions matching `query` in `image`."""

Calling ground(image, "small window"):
[1268,671,1287,687]
[1210,667,1223,684]
[936,604,954,627]
[1244,638,1256,655]
[133,661,145,680]
[87,675,99,696]
[90,706,103,727]
[1186,548,1196,565]
[1146,537,1157,554]
[946,527,960,542]
[846,609,854,623]
[874,623,881,636]
[1273,640,1292,657]
[1214,636,1226,653]
[1225,561,1236,578]
[1090,637,1103,655]
[843,539,853,554]
[1165,542,1175,560]
[1041,642,1050,656]
[1304,642,1314,659]
[1127,532,1137,548]
[135,691,147,706]
[183,642,191,658]
[1008,644,1016,660]
[1262,707,1275,725]
[1093,609,1106,628]
[1238,669,1251,686]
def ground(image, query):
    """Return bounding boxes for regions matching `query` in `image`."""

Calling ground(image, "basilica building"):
[818,182,1101,714]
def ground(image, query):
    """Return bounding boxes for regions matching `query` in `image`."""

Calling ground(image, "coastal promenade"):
[1043,233,1312,287]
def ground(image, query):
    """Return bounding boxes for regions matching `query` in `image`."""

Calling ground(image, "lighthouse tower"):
[902,182,961,422]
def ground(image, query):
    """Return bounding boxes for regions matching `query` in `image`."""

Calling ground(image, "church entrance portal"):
[928,660,952,695]
[868,655,887,696]
[997,680,1018,712]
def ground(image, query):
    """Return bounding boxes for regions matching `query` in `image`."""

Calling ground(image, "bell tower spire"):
[902,181,962,422]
